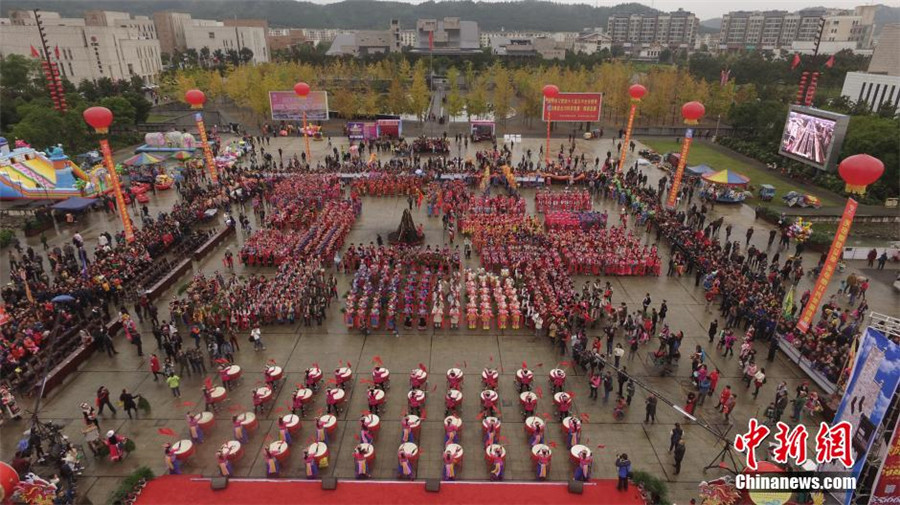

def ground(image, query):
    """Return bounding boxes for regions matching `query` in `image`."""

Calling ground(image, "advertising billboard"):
[820,327,900,504]
[778,105,849,171]
[542,92,603,122]
[269,91,329,121]
[347,122,365,140]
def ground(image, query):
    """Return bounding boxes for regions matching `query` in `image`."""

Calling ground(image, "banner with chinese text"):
[869,415,900,505]
[542,93,602,122]
[796,198,857,332]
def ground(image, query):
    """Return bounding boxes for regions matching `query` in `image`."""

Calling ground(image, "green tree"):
[841,115,900,199]
[490,62,513,126]
[386,77,407,115]
[445,66,465,119]
[100,96,137,128]
[465,74,489,119]
[331,88,358,119]
[408,60,430,121]
[12,105,75,152]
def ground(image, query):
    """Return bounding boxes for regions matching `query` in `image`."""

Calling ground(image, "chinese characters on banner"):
[666,129,693,208]
[617,103,637,172]
[734,419,853,471]
[796,198,857,332]
[869,416,900,505]
[195,113,218,184]
[541,93,603,122]
[99,139,135,243]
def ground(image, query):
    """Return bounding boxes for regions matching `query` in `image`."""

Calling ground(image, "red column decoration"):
[83,106,135,243]
[666,101,705,208]
[542,84,559,166]
[185,89,218,184]
[294,82,312,164]
[618,84,647,172]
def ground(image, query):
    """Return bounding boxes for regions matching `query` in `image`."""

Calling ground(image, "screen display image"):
[779,110,837,166]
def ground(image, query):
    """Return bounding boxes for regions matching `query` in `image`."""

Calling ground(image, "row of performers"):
[344,302,526,331]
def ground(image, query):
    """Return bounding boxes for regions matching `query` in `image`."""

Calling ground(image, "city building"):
[399,29,417,48]
[841,24,900,112]
[489,36,566,59]
[606,8,699,56]
[573,30,612,55]
[266,28,309,52]
[152,11,269,62]
[410,17,480,54]
[326,20,400,57]
[0,9,162,84]
[718,6,876,54]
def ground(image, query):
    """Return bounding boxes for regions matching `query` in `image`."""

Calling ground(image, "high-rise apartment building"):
[606,9,698,56]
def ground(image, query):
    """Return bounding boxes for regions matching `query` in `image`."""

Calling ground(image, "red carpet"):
[136,476,646,505]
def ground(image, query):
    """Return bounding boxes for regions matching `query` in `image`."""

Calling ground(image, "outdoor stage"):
[135,476,647,505]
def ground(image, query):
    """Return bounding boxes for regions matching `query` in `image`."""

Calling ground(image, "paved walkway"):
[2,134,896,505]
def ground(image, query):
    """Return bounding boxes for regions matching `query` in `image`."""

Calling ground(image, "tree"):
[240,47,254,64]
[465,74,489,120]
[122,91,152,124]
[11,105,83,153]
[100,96,137,128]
[490,62,513,125]
[408,60,430,121]
[331,88,357,119]
[445,66,465,119]
[841,115,900,199]
[386,77,407,115]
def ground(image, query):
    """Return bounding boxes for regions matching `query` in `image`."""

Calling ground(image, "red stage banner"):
[666,129,693,208]
[100,139,135,243]
[195,113,218,184]
[870,416,900,505]
[542,93,602,122]
[796,198,857,332]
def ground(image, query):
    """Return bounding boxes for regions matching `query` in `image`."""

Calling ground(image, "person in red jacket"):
[150,354,162,382]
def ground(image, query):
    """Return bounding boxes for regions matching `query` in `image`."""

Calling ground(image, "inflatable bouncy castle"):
[0,138,100,200]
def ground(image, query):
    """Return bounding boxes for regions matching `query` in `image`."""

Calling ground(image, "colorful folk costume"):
[535,449,551,481]
[401,416,415,444]
[187,414,203,444]
[398,451,415,480]
[304,451,319,479]
[489,450,505,481]
[360,423,374,444]
[444,418,460,445]
[484,420,499,447]
[530,424,545,447]
[164,445,181,475]
[354,447,370,479]
[233,416,248,443]
[574,451,592,482]
[217,451,233,477]
[265,449,280,478]
[278,418,292,445]
[442,450,457,481]
[315,419,328,444]
[566,418,581,448]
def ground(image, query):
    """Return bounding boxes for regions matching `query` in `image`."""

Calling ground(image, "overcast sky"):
[305,0,880,20]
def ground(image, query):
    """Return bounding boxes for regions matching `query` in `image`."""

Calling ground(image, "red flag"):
[54,46,60,60]
[825,55,835,68]
[428,31,434,51]
[30,45,40,58]
[791,53,801,70]
[157,427,176,437]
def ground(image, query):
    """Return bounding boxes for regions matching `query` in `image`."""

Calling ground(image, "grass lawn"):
[641,139,844,208]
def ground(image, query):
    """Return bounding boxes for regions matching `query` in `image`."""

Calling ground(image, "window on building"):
[68,62,74,76]
[209,32,215,39]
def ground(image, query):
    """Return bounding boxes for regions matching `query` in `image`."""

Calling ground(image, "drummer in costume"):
[232,415,248,443]
[398,450,415,480]
[291,388,306,416]
[566,417,581,448]
[360,420,374,444]
[535,447,551,481]
[277,417,291,445]
[164,444,181,475]
[217,450,233,477]
[489,447,505,481]
[367,387,381,415]
[483,418,499,447]
[264,447,280,478]
[401,415,415,444]
[304,449,318,479]
[186,412,203,444]
[442,449,457,481]
[315,417,328,443]
[574,449,592,482]
[354,446,370,479]
[444,417,459,445]
[530,421,545,446]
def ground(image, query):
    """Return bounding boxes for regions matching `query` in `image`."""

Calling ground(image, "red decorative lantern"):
[681,101,705,125]
[542,84,559,99]
[838,154,884,194]
[294,82,310,98]
[185,89,206,109]
[628,84,647,101]
[83,106,113,134]
[0,462,19,502]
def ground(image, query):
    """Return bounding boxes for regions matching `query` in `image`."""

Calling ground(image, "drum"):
[361,413,381,433]
[398,442,419,463]
[481,368,498,384]
[525,416,545,435]
[409,368,428,387]
[195,411,215,432]
[335,367,353,385]
[266,366,284,382]
[516,369,533,383]
[484,444,506,463]
[404,415,422,438]
[209,386,227,404]
[372,368,390,383]
[221,440,243,461]
[445,443,464,464]
[482,417,501,434]
[480,390,498,406]
[281,414,301,434]
[356,443,375,463]
[226,365,242,381]
[531,443,551,462]
[549,368,566,381]
[446,368,463,383]
[307,442,329,468]
[408,389,426,405]
[254,386,273,404]
[269,440,290,461]
[293,388,313,405]
[562,416,579,434]
[330,388,346,406]
[570,444,591,464]
[444,415,462,432]
[447,389,463,405]
[519,391,537,406]
[370,389,385,405]
[318,414,337,434]
[553,392,570,406]
[237,412,258,432]
[172,439,194,460]
[307,367,323,383]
